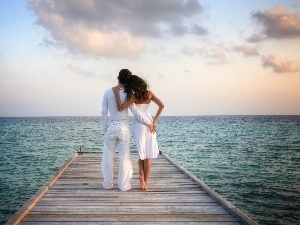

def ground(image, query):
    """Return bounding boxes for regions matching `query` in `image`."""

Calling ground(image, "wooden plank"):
[21,214,241,223]
[5,153,78,225]
[162,152,257,225]
[6,152,257,225]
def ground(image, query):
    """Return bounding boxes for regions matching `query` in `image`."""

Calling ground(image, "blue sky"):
[1,0,300,116]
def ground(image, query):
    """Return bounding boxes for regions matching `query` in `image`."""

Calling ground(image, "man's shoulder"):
[104,87,113,95]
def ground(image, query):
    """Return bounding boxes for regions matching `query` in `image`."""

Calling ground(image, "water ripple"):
[0,116,299,225]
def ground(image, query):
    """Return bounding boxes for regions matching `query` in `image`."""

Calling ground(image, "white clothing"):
[101,122,132,191]
[101,88,130,131]
[101,88,151,131]
[101,88,151,191]
[132,103,159,160]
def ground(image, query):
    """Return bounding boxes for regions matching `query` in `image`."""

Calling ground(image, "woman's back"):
[135,91,152,104]
[134,102,151,118]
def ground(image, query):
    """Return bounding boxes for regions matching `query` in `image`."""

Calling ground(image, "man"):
[101,69,152,191]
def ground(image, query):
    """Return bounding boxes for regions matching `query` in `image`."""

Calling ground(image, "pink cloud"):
[28,0,205,58]
[262,55,299,73]
[235,44,259,56]
[251,5,300,40]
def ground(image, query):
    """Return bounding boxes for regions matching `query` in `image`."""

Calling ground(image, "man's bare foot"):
[139,176,147,190]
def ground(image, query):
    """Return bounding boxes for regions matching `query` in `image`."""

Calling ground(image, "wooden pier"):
[6,152,257,224]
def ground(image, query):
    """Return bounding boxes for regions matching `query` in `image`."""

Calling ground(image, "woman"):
[113,75,164,190]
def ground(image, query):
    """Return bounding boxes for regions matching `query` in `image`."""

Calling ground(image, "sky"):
[1,0,300,117]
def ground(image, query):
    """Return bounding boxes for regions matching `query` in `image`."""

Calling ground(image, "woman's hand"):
[151,119,157,133]
[112,86,119,95]
[149,122,156,133]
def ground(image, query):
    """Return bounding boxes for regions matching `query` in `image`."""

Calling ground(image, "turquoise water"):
[0,116,299,225]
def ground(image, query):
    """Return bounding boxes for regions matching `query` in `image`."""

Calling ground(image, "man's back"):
[102,88,129,129]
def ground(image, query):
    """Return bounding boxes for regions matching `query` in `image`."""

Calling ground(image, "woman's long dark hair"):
[124,75,149,101]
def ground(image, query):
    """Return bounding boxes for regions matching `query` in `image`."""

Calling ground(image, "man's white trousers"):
[101,122,133,191]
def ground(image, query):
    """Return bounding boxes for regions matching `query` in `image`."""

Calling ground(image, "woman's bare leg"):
[138,159,147,190]
[143,158,152,187]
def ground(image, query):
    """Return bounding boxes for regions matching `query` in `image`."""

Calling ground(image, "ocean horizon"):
[1,115,299,225]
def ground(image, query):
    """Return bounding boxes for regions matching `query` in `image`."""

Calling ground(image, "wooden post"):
[78,146,83,155]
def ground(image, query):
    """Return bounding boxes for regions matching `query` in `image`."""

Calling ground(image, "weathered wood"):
[6,152,256,225]
[5,153,78,225]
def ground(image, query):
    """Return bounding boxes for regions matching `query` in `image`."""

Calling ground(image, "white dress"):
[132,103,159,160]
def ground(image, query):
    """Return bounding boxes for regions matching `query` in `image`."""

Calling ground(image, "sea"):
[0,116,299,225]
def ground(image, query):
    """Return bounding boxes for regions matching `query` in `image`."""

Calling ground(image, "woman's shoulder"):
[147,90,155,101]
[149,90,157,99]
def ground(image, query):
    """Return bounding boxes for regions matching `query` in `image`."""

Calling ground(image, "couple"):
[101,69,164,191]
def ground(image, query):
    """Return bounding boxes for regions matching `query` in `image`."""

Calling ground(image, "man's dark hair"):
[118,69,132,84]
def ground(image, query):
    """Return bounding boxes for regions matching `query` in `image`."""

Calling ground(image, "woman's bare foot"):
[139,176,147,190]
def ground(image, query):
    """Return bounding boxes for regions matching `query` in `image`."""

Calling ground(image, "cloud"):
[180,46,208,57]
[180,46,226,64]
[251,5,300,41]
[234,44,259,56]
[247,33,266,43]
[261,55,299,73]
[40,37,63,48]
[190,24,208,36]
[67,63,98,77]
[28,0,205,58]
[207,48,226,64]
